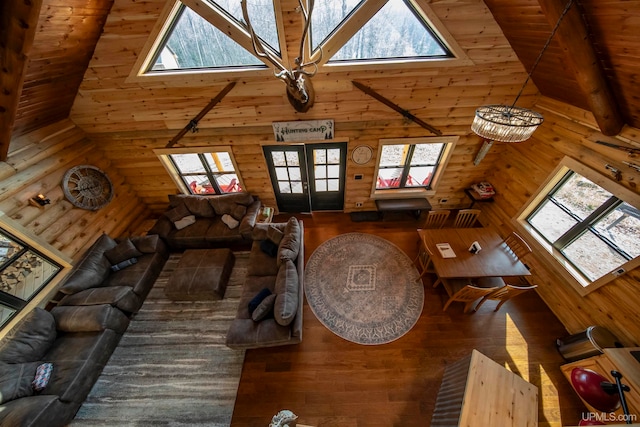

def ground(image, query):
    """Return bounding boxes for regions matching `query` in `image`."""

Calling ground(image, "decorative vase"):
[570,367,620,412]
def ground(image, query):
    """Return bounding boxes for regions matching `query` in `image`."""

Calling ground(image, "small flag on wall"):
[272,120,334,142]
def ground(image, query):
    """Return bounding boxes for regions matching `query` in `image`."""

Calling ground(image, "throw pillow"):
[231,204,247,221]
[260,239,278,257]
[267,225,284,245]
[277,216,301,266]
[274,259,299,326]
[248,288,272,314]
[0,308,56,363]
[164,203,191,222]
[104,238,143,265]
[0,362,40,404]
[252,294,276,322]
[32,362,53,392]
[221,214,239,229]
[174,214,196,230]
[110,257,138,272]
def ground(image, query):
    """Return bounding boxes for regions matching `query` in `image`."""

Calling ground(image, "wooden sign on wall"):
[272,120,334,142]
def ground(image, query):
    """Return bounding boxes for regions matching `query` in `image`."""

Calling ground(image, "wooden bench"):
[375,198,432,219]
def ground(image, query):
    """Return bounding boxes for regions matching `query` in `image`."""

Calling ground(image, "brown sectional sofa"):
[225,217,304,349]
[0,233,168,427]
[148,193,262,250]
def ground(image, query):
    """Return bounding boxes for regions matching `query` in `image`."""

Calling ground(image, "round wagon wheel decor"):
[62,165,114,210]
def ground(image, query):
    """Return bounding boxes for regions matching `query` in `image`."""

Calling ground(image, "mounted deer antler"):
[241,0,321,113]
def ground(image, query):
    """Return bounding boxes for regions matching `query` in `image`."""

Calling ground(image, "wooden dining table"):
[417,227,531,280]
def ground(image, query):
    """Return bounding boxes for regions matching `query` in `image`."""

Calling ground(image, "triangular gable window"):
[311,0,364,51]
[147,1,280,73]
[313,0,452,64]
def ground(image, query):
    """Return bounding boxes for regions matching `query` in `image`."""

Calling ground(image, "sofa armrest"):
[240,200,262,239]
[291,221,304,341]
[50,304,129,334]
[130,234,169,259]
[147,216,173,239]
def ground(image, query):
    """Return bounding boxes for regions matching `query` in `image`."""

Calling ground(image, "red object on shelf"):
[578,420,606,425]
[570,367,620,412]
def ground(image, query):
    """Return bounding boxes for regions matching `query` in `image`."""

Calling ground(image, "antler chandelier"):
[471,0,574,143]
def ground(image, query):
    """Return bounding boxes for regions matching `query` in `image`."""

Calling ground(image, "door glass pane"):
[327,149,340,163]
[563,231,628,281]
[288,167,301,180]
[316,179,327,191]
[327,165,339,178]
[0,232,23,265]
[314,149,326,164]
[285,151,300,166]
[291,181,303,193]
[272,152,286,167]
[2,251,60,300]
[553,173,613,220]
[184,175,214,194]
[275,167,289,181]
[278,181,291,193]
[171,154,205,173]
[315,165,327,179]
[528,200,579,242]
[412,144,443,164]
[328,179,339,191]
[594,202,640,258]
[0,305,17,329]
[380,145,405,167]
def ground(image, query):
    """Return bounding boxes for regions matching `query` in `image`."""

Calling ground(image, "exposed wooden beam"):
[0,0,43,162]
[537,0,623,136]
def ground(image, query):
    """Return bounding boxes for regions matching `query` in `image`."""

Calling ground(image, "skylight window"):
[331,0,450,62]
[310,0,363,50]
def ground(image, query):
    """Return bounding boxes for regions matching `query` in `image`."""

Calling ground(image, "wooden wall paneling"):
[480,99,640,346]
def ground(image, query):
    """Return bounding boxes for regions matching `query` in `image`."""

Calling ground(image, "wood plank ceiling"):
[4,0,640,146]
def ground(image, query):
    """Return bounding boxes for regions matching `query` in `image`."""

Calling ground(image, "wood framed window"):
[373,137,456,197]
[155,147,245,195]
[516,157,640,295]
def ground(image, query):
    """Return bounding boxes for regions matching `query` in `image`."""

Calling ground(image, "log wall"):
[0,119,151,261]
[480,96,640,346]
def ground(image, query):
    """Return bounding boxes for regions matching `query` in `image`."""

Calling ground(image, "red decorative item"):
[578,420,606,425]
[571,367,620,412]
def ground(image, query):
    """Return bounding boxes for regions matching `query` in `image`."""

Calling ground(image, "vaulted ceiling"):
[2,0,639,159]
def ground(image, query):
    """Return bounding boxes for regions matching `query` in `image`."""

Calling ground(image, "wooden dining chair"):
[423,210,450,229]
[475,284,538,312]
[453,209,481,228]
[476,232,533,289]
[434,277,498,313]
[415,239,435,278]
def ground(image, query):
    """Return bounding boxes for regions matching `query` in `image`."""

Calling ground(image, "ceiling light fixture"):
[471,0,574,143]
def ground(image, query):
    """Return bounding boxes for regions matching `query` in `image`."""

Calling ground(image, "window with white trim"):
[518,157,640,294]
[155,148,244,195]
[374,137,456,194]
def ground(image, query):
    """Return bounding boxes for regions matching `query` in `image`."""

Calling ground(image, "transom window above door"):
[374,137,457,195]
[154,147,244,195]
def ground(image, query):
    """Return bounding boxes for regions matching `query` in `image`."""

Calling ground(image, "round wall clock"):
[352,145,373,165]
[62,165,114,210]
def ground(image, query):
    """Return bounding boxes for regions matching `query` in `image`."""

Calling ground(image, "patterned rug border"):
[304,233,424,345]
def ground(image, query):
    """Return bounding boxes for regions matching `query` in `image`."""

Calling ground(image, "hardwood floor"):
[230,212,586,426]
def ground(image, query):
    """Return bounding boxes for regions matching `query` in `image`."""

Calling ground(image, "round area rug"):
[304,233,423,345]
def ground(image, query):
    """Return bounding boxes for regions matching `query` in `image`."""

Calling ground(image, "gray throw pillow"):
[164,203,190,222]
[252,294,276,322]
[104,238,143,265]
[274,259,299,326]
[277,217,301,266]
[0,362,40,404]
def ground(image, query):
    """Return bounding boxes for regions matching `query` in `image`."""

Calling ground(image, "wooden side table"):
[258,206,274,223]
[464,188,494,208]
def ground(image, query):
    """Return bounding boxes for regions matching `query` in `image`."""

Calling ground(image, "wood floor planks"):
[231,213,586,427]
[70,253,249,426]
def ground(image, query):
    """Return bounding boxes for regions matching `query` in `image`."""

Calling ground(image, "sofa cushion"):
[166,218,212,248]
[209,193,254,216]
[164,203,191,222]
[260,239,278,257]
[168,194,216,217]
[274,259,299,326]
[0,362,40,404]
[51,305,129,335]
[59,234,117,295]
[247,241,279,277]
[252,294,276,322]
[58,286,140,314]
[45,329,120,365]
[129,234,164,254]
[205,219,243,243]
[0,394,66,427]
[267,225,284,245]
[252,222,286,241]
[103,253,165,300]
[42,359,104,404]
[277,217,301,267]
[0,308,56,363]
[104,238,143,265]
